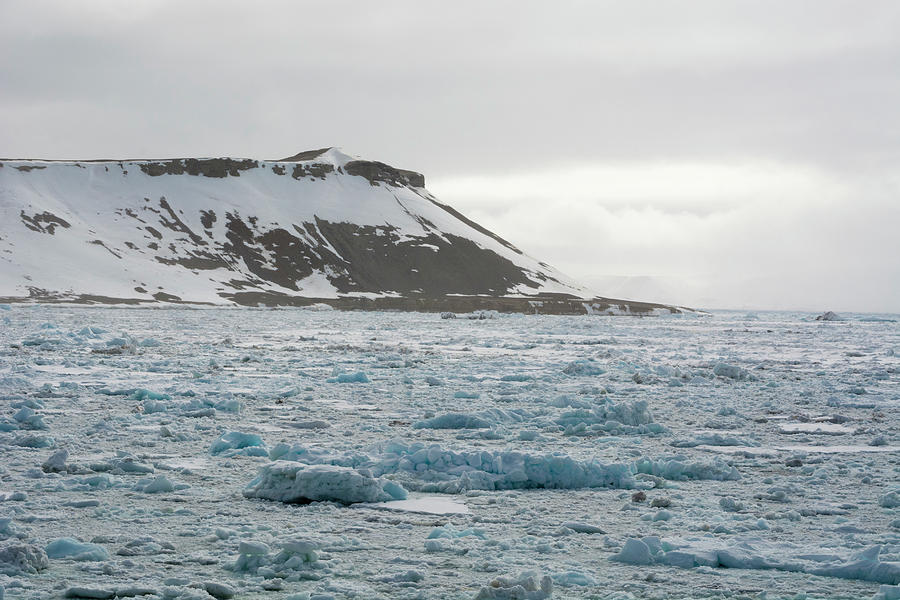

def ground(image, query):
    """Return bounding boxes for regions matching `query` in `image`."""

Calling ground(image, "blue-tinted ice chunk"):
[210,431,267,457]
[327,372,370,384]
[413,413,492,430]
[45,538,109,562]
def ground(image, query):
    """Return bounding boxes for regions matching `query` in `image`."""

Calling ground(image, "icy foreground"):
[0,306,898,599]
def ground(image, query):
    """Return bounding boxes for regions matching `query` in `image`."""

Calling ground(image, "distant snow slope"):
[0,148,592,305]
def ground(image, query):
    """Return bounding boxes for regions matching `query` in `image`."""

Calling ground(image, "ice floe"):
[611,535,900,584]
[243,462,408,504]
[45,537,110,561]
[473,572,553,599]
[1,306,898,598]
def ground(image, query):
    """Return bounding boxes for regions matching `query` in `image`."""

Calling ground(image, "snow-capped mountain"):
[0,148,679,313]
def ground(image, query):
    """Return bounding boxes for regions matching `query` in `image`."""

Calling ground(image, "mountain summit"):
[0,148,681,314]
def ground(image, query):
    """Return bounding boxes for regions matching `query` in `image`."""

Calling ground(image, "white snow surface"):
[0,307,898,599]
[0,149,586,302]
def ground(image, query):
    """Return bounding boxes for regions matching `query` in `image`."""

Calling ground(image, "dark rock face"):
[157,197,206,245]
[220,214,317,290]
[312,220,535,295]
[344,160,425,188]
[131,203,539,296]
[278,148,333,162]
[199,210,216,229]
[20,211,70,234]
[152,291,182,302]
[290,163,334,180]
[139,158,258,178]
[425,197,522,256]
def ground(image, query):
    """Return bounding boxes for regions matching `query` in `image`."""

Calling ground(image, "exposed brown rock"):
[139,158,258,178]
[344,160,425,188]
[279,148,333,162]
[20,211,71,234]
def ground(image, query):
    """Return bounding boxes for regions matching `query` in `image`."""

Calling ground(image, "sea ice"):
[559,522,605,534]
[133,475,177,493]
[376,443,638,492]
[779,422,856,435]
[610,538,653,565]
[555,399,663,436]
[634,456,741,481]
[880,491,900,508]
[413,413,493,429]
[45,538,110,561]
[874,585,900,600]
[357,495,470,515]
[671,432,755,447]
[42,448,69,473]
[427,524,486,539]
[228,538,324,577]
[0,542,49,575]
[243,462,408,504]
[209,431,268,457]
[12,406,46,430]
[610,536,900,584]
[550,571,596,587]
[474,572,553,599]
[1,306,897,598]
[562,360,604,376]
[816,311,845,321]
[116,537,175,556]
[251,441,745,495]
[327,372,370,384]
[712,363,754,381]
[12,434,54,448]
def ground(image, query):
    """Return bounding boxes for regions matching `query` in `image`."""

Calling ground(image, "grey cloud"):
[3,1,898,170]
[1,0,897,310]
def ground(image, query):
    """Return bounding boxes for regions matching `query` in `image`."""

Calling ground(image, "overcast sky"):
[2,1,898,312]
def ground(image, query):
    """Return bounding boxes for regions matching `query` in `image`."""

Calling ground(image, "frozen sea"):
[1,305,899,600]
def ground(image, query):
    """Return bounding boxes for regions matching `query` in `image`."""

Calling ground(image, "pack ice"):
[0,306,898,599]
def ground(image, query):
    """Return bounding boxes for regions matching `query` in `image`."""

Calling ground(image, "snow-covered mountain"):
[0,148,680,313]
